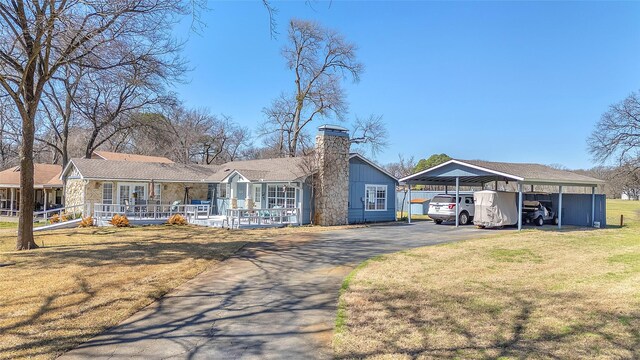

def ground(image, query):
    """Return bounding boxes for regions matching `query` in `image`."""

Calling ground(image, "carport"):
[399,159,606,230]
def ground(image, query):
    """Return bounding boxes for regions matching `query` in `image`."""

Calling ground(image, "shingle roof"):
[92,151,174,163]
[67,158,217,182]
[211,157,313,182]
[458,159,604,184]
[66,154,385,184]
[0,164,62,188]
[400,158,604,186]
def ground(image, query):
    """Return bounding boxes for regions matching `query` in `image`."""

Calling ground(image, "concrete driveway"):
[62,222,488,359]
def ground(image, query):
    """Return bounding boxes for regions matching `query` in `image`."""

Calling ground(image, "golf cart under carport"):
[399,159,606,230]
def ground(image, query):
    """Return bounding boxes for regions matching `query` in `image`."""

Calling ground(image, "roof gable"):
[349,153,398,182]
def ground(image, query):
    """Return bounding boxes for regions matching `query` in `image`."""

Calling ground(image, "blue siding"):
[348,157,397,223]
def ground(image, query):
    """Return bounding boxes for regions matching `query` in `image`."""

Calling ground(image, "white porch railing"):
[226,208,300,229]
[32,204,87,223]
[93,203,211,223]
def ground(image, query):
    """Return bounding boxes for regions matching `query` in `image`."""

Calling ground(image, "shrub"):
[79,216,94,228]
[109,214,130,227]
[167,214,188,226]
[49,213,68,224]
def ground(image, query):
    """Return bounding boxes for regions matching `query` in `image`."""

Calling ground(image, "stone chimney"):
[314,125,350,226]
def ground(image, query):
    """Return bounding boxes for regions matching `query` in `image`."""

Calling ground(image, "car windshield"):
[432,195,455,203]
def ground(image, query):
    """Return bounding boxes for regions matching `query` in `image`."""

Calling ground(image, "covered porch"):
[0,186,64,217]
[211,169,310,227]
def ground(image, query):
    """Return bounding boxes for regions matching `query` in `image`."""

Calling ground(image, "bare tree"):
[0,0,193,250]
[0,96,20,168]
[197,116,251,164]
[384,154,416,179]
[350,114,388,157]
[588,90,640,168]
[261,19,364,157]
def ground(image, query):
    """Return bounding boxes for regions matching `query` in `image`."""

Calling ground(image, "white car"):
[427,194,475,225]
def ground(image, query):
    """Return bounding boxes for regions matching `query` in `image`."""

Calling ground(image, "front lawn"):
[0,225,333,360]
[335,200,640,359]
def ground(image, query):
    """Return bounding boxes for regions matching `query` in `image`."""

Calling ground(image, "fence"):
[93,203,211,223]
[226,208,300,229]
[396,190,473,215]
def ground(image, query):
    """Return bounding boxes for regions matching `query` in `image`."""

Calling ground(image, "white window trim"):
[116,182,148,205]
[365,184,388,212]
[267,184,296,209]
[102,182,114,204]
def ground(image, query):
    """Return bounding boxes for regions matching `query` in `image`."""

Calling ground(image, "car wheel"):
[434,219,443,224]
[459,211,469,225]
[535,216,544,226]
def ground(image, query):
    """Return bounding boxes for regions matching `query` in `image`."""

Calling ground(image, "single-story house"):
[61,126,398,226]
[0,163,63,215]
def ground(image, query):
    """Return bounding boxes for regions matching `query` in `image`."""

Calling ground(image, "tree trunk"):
[16,105,38,250]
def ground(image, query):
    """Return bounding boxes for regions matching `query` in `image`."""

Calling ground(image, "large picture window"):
[365,184,387,211]
[267,185,296,208]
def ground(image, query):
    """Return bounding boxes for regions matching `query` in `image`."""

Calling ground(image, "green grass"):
[0,222,17,229]
[335,199,640,359]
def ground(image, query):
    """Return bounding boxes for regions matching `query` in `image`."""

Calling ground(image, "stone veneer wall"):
[160,183,208,204]
[314,130,350,226]
[64,178,85,209]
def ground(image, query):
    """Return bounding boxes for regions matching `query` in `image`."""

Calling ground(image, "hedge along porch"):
[400,159,606,230]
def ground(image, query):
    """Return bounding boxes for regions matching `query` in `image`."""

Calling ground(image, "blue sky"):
[172,1,640,169]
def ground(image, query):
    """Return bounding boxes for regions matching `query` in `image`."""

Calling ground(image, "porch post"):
[246,182,253,211]
[455,176,460,227]
[299,184,303,225]
[407,183,412,224]
[558,185,563,230]
[44,190,48,212]
[591,186,596,227]
[10,188,14,216]
[517,183,523,231]
[494,181,498,191]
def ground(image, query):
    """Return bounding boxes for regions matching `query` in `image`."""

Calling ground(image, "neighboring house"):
[61,126,398,226]
[0,163,63,215]
[621,192,639,200]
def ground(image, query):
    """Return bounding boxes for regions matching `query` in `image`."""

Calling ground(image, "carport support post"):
[455,177,460,227]
[558,185,563,230]
[407,184,412,224]
[517,183,523,231]
[591,186,596,227]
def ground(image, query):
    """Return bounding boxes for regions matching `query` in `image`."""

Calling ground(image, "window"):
[267,185,296,208]
[151,183,161,203]
[217,183,228,198]
[254,186,261,201]
[365,184,387,211]
[465,197,473,204]
[102,183,113,204]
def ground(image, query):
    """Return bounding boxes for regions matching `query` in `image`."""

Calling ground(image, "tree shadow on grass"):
[335,286,640,359]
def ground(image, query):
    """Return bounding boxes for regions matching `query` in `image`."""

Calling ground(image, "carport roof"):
[399,159,605,187]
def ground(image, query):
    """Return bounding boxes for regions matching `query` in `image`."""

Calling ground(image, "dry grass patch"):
[335,200,640,359]
[0,224,345,360]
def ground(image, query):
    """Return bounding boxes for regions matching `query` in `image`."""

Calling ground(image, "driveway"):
[62,222,488,359]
